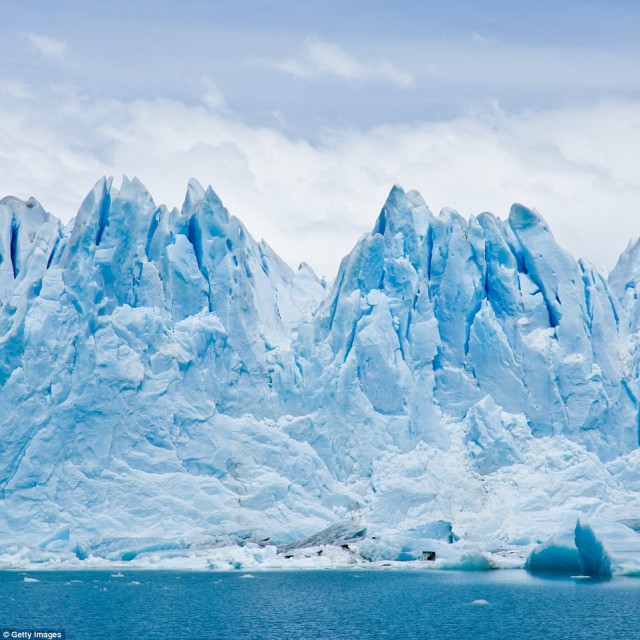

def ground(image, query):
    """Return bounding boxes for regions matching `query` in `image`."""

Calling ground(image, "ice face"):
[0,195,61,306]
[314,186,637,463]
[610,236,640,331]
[0,178,638,570]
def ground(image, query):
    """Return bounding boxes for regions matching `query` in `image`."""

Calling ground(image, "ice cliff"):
[0,178,639,573]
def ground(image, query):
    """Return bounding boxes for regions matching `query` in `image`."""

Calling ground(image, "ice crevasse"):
[0,177,639,573]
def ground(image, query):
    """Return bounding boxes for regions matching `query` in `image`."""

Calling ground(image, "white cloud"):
[274,37,414,89]
[200,78,230,113]
[24,33,68,61]
[469,30,497,45]
[0,81,639,279]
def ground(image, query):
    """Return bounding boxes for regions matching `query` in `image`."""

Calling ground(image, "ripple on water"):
[0,570,638,640]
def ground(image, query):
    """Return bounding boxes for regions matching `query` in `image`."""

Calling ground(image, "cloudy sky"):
[1,0,639,277]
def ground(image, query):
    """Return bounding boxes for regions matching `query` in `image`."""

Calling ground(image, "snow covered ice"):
[0,178,639,575]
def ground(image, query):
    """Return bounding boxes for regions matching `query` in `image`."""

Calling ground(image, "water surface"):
[1,569,638,639]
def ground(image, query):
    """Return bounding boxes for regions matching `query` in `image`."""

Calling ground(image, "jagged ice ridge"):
[0,177,639,574]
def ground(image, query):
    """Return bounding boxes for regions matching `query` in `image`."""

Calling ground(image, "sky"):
[1,0,639,277]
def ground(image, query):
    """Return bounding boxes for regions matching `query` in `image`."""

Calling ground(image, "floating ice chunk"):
[575,520,640,576]
[574,520,611,577]
[527,520,640,577]
[526,531,582,574]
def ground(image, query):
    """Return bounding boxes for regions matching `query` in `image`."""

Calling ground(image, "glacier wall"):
[0,178,639,569]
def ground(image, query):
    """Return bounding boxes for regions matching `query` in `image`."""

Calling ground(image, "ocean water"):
[1,569,639,639]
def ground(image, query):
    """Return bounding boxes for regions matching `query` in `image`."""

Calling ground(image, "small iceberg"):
[23,577,39,583]
[470,599,489,605]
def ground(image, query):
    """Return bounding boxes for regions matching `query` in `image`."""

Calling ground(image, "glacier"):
[0,177,639,574]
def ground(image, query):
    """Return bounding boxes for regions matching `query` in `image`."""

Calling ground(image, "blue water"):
[1,569,639,639]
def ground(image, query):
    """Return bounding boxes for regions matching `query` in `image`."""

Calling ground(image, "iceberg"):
[526,519,640,576]
[0,177,639,573]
